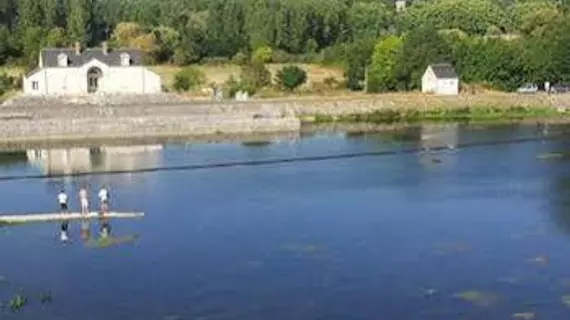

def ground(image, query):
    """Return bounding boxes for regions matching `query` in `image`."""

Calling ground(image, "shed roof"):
[429,63,458,79]
[40,48,143,68]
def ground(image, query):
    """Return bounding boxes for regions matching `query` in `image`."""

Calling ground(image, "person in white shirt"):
[98,186,110,213]
[79,187,89,215]
[58,190,68,212]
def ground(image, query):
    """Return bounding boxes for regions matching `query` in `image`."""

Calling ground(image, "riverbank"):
[306,105,567,125]
[1,92,570,143]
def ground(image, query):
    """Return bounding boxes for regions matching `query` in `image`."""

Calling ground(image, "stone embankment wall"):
[0,115,301,142]
[1,92,568,142]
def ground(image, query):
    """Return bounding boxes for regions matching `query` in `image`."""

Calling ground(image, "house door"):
[87,67,102,93]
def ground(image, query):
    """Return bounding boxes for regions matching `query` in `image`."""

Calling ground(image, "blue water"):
[2,123,570,319]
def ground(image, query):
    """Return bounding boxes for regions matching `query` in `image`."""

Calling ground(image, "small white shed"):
[421,63,459,95]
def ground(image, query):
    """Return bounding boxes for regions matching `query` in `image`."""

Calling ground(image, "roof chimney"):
[102,41,108,55]
[74,42,81,55]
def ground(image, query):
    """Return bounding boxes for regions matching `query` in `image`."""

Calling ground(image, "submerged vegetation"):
[311,106,562,124]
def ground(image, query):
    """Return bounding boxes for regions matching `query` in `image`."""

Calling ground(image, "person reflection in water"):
[60,220,69,242]
[80,219,90,241]
[99,218,111,239]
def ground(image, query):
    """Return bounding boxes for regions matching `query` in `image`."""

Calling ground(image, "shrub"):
[232,50,249,65]
[275,65,307,91]
[0,73,20,95]
[252,46,273,64]
[173,66,206,92]
[323,76,340,89]
[239,62,271,94]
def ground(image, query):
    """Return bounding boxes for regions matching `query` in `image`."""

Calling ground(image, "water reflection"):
[60,220,69,242]
[0,150,28,166]
[419,124,459,168]
[420,123,458,150]
[26,145,164,175]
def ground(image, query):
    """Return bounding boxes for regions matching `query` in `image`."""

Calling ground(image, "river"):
[1,123,570,319]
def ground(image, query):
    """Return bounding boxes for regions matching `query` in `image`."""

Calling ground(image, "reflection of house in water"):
[26,145,163,175]
[419,124,459,167]
[420,124,459,150]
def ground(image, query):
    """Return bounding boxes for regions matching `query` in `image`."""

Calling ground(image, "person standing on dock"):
[79,187,89,215]
[98,186,110,213]
[58,190,68,213]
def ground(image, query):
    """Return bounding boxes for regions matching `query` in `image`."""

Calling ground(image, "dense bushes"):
[275,65,307,91]
[173,67,206,92]
[0,73,20,97]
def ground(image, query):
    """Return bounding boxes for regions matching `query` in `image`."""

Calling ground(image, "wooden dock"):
[0,211,144,224]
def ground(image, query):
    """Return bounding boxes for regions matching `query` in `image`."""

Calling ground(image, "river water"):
[1,123,570,319]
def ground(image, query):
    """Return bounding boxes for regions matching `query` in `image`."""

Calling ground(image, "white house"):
[395,0,407,12]
[421,63,459,95]
[23,42,162,96]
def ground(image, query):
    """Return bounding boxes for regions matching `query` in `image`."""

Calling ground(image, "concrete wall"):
[23,59,162,95]
[0,116,301,142]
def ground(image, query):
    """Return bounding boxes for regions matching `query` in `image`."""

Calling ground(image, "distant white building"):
[421,63,459,95]
[395,0,407,12]
[23,42,162,96]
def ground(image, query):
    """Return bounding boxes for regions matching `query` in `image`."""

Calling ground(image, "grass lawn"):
[149,63,345,90]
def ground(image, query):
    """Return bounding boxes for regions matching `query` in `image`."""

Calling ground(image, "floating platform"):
[0,211,144,224]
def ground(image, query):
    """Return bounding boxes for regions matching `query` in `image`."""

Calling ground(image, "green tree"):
[344,37,376,90]
[367,36,403,92]
[402,0,510,35]
[396,26,453,90]
[276,65,307,91]
[511,0,562,36]
[45,27,67,47]
[347,1,393,41]
[67,0,92,44]
[152,26,180,63]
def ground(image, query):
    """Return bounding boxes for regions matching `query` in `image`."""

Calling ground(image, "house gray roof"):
[429,63,458,79]
[40,48,144,68]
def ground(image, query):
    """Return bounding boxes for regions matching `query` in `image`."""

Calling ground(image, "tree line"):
[0,0,569,93]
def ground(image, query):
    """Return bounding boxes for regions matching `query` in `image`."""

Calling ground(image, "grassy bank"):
[308,106,565,124]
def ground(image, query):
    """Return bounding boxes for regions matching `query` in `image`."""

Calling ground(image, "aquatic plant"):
[85,234,140,249]
[453,290,499,307]
[8,294,27,312]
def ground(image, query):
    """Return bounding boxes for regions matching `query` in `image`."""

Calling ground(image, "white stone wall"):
[23,58,162,95]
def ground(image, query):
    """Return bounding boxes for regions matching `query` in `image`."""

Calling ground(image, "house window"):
[32,81,39,90]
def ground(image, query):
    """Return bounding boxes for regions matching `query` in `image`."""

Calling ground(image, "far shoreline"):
[0,91,569,147]
[0,119,569,152]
